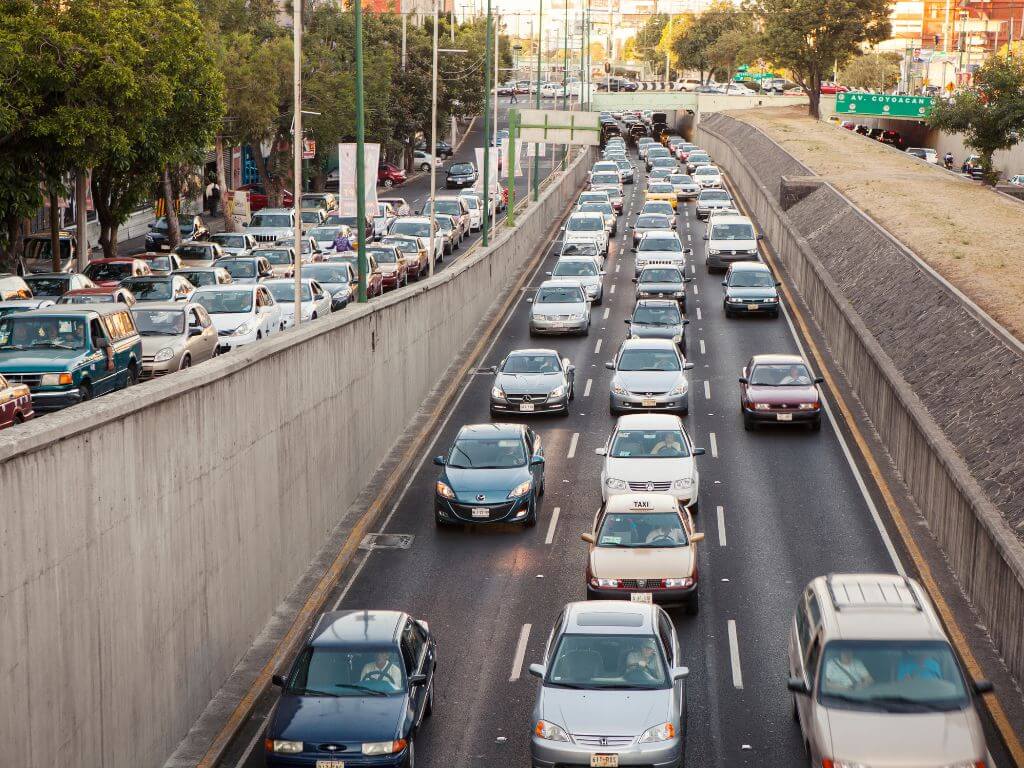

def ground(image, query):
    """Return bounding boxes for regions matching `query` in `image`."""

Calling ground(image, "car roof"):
[88,257,139,264]
[65,286,122,295]
[563,600,655,634]
[507,348,559,357]
[309,610,405,647]
[555,255,599,263]
[131,301,187,312]
[256,208,294,214]
[22,303,129,317]
[635,298,680,309]
[614,413,684,430]
[457,423,525,439]
[568,211,604,220]
[811,574,944,641]
[729,261,769,272]
[708,215,752,226]
[751,353,806,366]
[619,337,679,350]
[639,230,679,239]
[539,279,587,290]
[195,283,256,293]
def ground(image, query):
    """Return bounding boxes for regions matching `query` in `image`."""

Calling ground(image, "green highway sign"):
[835,92,934,119]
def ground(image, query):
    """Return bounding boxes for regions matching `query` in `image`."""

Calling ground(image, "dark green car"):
[0,305,143,412]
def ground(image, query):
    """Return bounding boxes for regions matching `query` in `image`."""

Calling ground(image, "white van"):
[703,214,760,272]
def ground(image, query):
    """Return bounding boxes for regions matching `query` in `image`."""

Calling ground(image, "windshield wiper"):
[450,445,476,468]
[30,341,76,350]
[545,681,592,689]
[865,695,952,711]
[288,687,342,698]
[0,344,28,350]
[331,683,388,696]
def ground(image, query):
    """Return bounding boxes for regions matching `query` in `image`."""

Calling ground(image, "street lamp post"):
[355,0,368,302]
[562,6,568,169]
[292,0,303,319]
[482,0,493,245]
[533,0,542,201]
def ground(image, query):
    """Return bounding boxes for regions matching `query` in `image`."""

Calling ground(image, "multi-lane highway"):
[218,129,1013,768]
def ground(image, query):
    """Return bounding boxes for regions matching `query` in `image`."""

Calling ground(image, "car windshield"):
[447,437,526,468]
[711,223,755,240]
[597,511,689,547]
[391,221,431,237]
[435,217,454,233]
[648,148,669,157]
[579,202,612,216]
[24,277,67,297]
[694,166,719,176]
[592,164,617,174]
[177,245,211,260]
[249,214,291,228]
[450,163,474,174]
[640,268,683,284]
[427,200,461,216]
[300,212,322,224]
[132,309,185,336]
[639,238,682,253]
[124,279,172,300]
[567,217,603,232]
[552,260,598,277]
[618,348,680,371]
[216,260,257,278]
[700,190,730,201]
[561,243,598,257]
[177,270,218,287]
[648,184,674,194]
[729,270,774,288]
[641,203,673,216]
[818,640,969,713]
[193,290,253,314]
[609,428,690,459]
[144,256,173,272]
[286,647,406,697]
[635,215,670,229]
[308,228,338,241]
[651,158,675,167]
[749,363,812,386]
[591,174,619,185]
[547,634,669,689]
[212,234,247,248]
[304,265,349,283]
[670,175,693,184]
[367,247,398,264]
[633,304,681,324]
[267,282,311,302]
[383,238,419,254]
[84,262,133,281]
[615,161,632,170]
[256,249,293,266]
[502,354,562,374]
[301,195,326,208]
[689,154,710,162]
[0,316,86,350]
[537,286,584,303]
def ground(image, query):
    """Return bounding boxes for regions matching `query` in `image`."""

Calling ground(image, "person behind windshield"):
[625,640,660,673]
[651,432,683,456]
[825,649,873,690]
[397,201,411,216]
[897,650,942,681]
[779,366,810,385]
[333,228,353,252]
[360,651,402,689]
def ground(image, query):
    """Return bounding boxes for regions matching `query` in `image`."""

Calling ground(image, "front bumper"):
[531,734,682,768]
[587,581,697,606]
[435,493,534,524]
[216,329,260,352]
[265,746,410,767]
[706,252,758,270]
[446,178,475,188]
[724,299,779,314]
[530,317,588,334]
[610,391,688,414]
[29,387,83,412]
[743,405,819,424]
[491,393,569,414]
[381,272,402,289]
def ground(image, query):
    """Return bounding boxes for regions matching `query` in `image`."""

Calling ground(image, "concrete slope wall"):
[0,148,592,768]
[697,112,1024,685]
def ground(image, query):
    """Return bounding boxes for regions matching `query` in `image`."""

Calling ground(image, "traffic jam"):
[237,110,1000,768]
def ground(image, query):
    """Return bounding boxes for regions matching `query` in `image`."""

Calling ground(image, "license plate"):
[631,592,653,603]
[642,398,657,407]
[316,762,345,768]
[591,755,619,768]
[777,413,793,421]
[471,508,490,518]
[747,303,759,310]
[519,403,535,412]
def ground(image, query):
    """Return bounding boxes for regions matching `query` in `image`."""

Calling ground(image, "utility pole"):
[355,0,368,302]
[429,0,440,274]
[533,0,542,201]
[482,0,493,244]
[665,11,671,83]
[493,12,500,232]
[292,0,303,319]
[402,2,408,69]
[562,5,568,169]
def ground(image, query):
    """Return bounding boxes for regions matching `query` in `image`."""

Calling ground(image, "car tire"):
[125,362,139,388]
[594,293,603,306]
[685,592,699,616]
[743,414,755,431]
[79,382,93,402]
[811,417,822,432]
[434,511,450,528]
[724,308,734,319]
[420,164,430,172]
[771,310,780,319]
[179,355,191,371]
[525,499,538,527]
[384,178,394,188]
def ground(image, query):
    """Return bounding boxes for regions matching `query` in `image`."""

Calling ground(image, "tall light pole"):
[429,0,441,275]
[292,0,303,320]
[482,0,493,245]
[533,0,542,201]
[355,0,368,302]
[493,13,501,232]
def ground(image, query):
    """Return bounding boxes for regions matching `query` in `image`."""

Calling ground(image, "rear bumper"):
[587,582,697,606]
[724,300,779,314]
[706,253,758,270]
[743,405,819,424]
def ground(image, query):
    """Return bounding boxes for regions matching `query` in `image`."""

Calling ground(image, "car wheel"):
[125,362,139,388]
[743,414,755,431]
[594,293,603,306]
[525,498,538,527]
[811,417,822,432]
[685,591,699,616]
[79,382,93,402]
[256,331,262,340]
[178,355,191,371]
[434,511,450,528]
[420,163,430,172]
[724,308,734,319]
[771,310,780,319]
[384,178,394,188]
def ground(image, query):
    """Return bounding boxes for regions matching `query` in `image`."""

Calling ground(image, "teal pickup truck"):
[0,305,142,412]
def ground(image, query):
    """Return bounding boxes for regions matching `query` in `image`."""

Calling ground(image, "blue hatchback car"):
[265,610,436,767]
[433,423,546,527]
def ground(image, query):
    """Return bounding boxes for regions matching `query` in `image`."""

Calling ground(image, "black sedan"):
[445,162,477,189]
[416,139,453,158]
[625,299,690,354]
[144,215,209,252]
[265,609,436,767]
[632,266,691,309]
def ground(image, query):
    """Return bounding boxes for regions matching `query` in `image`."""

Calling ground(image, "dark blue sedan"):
[264,610,436,767]
[433,423,546,527]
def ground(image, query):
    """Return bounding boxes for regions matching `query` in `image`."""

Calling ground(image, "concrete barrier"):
[0,147,593,768]
[697,113,1024,688]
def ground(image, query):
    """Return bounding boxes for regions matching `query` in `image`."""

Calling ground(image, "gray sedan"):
[131,302,219,377]
[548,256,605,305]
[529,601,688,768]
[528,280,591,336]
[695,189,734,220]
[489,348,575,416]
[607,338,694,415]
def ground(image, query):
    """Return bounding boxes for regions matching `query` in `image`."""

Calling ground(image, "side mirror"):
[432,455,446,466]
[631,277,637,283]
[408,673,428,686]
[973,679,994,694]
[594,447,607,456]
[530,455,545,467]
[775,281,782,287]
[526,298,533,304]
[814,376,824,384]
[683,362,695,370]
[188,326,203,338]
[599,270,607,276]
[545,271,552,276]
[787,676,810,695]
[683,277,694,283]
[756,233,763,240]
[693,447,706,456]
[702,234,709,240]
[738,376,748,384]
[671,666,690,680]
[528,663,546,679]
[690,532,705,543]
[721,281,728,287]
[604,361,615,370]
[580,532,595,544]
[623,318,631,324]
[272,674,286,687]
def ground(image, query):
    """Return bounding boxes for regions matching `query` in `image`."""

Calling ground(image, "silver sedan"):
[528,280,591,336]
[529,601,688,768]
[489,348,575,416]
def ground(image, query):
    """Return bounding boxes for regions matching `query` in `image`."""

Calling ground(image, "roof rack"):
[825,574,923,612]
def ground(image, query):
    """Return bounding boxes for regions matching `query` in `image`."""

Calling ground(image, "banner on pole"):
[500,139,522,177]
[337,143,380,217]
[518,109,601,146]
[526,142,547,157]
[473,147,502,188]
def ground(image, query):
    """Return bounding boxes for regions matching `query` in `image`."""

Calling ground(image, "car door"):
[657,609,685,721]
[525,428,544,485]
[400,620,429,728]
[88,317,118,394]
[188,306,217,361]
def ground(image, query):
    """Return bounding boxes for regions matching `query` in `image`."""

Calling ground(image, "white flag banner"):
[526,142,548,157]
[500,139,523,178]
[473,147,502,191]
[337,142,380,217]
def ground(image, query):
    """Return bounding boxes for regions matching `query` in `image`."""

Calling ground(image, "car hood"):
[614,371,684,393]
[605,455,694,481]
[590,545,693,579]
[270,693,406,744]
[746,384,817,405]
[497,372,563,394]
[539,686,672,737]
[207,312,255,332]
[637,281,685,293]
[444,465,532,502]
[726,286,777,300]
[825,707,982,765]
[140,336,185,355]
[0,349,85,371]
[532,302,585,316]
[629,323,682,339]
[564,231,605,244]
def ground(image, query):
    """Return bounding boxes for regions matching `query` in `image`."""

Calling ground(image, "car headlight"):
[232,320,255,336]
[671,335,682,343]
[664,577,694,588]
[268,740,303,754]
[534,720,571,742]
[590,577,621,588]
[799,402,819,410]
[672,477,693,489]
[362,739,408,755]
[727,297,744,303]
[765,296,779,302]
[491,386,505,399]
[611,382,626,395]
[638,722,676,743]
[508,479,533,498]
[548,385,565,398]
[435,481,456,499]
[569,312,585,320]
[754,403,771,410]
[669,381,688,395]
[154,347,175,363]
[40,373,72,386]
[605,477,627,490]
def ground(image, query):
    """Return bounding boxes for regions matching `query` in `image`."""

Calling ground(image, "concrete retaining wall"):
[697,113,1024,685]
[0,148,592,768]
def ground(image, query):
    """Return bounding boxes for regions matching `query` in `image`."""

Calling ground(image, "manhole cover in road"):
[359,533,414,551]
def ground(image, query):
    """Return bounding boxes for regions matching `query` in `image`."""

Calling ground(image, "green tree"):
[670,5,750,85]
[632,14,669,74]
[705,17,762,85]
[839,51,901,91]
[930,55,1024,184]
[752,0,890,118]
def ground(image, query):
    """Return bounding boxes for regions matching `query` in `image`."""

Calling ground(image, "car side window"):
[796,595,811,655]
[403,620,426,667]
[90,318,107,348]
[805,635,823,686]
[544,610,566,663]
[656,612,675,664]
[399,625,419,674]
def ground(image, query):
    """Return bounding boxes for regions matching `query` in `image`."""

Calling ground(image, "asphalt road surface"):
[218,131,1012,768]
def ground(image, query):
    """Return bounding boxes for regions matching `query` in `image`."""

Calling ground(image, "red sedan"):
[231,183,294,213]
[378,162,407,188]
[819,82,848,95]
[0,373,34,429]
[738,353,823,431]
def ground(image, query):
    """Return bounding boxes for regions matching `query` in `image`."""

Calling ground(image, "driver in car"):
[625,640,660,676]
[360,652,402,689]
